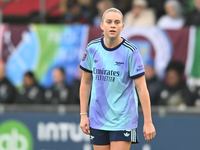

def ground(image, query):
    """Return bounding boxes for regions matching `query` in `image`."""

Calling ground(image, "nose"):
[111,22,115,28]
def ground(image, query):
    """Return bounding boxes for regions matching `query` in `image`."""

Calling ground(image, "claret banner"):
[1,25,89,88]
[0,25,199,88]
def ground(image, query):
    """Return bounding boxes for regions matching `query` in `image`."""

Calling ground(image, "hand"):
[143,122,156,143]
[80,115,90,135]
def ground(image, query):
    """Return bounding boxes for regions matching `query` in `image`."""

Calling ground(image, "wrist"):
[80,114,88,118]
[143,115,152,124]
[80,113,87,115]
[144,119,152,124]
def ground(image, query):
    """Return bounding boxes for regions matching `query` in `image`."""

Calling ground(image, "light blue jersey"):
[80,37,145,131]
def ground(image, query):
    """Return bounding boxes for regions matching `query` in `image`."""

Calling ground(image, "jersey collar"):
[101,37,125,51]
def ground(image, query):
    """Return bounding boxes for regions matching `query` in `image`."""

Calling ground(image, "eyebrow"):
[106,19,121,22]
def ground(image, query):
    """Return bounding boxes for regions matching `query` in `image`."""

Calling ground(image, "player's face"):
[100,11,124,39]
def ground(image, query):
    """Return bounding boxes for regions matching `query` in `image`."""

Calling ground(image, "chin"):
[108,36,118,40]
[109,34,118,38]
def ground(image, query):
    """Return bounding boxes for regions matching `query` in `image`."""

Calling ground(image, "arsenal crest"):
[82,50,87,61]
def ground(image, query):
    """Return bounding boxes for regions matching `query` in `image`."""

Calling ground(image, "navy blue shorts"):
[90,127,139,145]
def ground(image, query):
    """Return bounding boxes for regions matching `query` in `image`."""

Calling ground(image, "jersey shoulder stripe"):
[123,40,137,52]
[124,40,137,50]
[123,42,135,52]
[123,42,137,52]
[87,37,101,47]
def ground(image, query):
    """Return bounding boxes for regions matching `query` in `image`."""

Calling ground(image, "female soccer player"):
[79,8,156,150]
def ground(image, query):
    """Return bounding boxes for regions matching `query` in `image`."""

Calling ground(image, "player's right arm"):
[79,70,92,135]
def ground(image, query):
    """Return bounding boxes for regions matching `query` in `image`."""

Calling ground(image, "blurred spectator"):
[45,67,71,104]
[15,71,44,104]
[158,61,194,106]
[58,0,69,15]
[185,0,200,26]
[148,0,167,21]
[0,61,16,103]
[145,60,162,105]
[117,0,132,15]
[60,0,89,24]
[93,0,115,27]
[79,0,92,6]
[194,86,200,107]
[157,0,185,29]
[124,0,156,28]
[78,0,92,15]
[70,78,81,105]
[179,0,195,15]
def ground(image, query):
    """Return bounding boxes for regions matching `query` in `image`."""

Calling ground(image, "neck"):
[103,36,122,48]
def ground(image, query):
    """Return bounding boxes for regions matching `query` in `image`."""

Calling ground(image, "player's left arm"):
[134,75,156,143]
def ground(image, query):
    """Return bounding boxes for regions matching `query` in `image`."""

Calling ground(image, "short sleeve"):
[80,48,93,73]
[129,50,145,79]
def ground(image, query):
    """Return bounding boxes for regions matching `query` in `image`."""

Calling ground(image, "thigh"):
[110,141,131,150]
[93,145,110,150]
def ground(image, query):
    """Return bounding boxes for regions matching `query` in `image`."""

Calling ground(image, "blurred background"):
[0,0,200,150]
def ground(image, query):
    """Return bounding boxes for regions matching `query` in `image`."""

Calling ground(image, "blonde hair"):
[102,8,123,22]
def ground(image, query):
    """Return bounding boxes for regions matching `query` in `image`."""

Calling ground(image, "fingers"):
[80,120,90,135]
[86,122,90,134]
[80,124,87,134]
[144,132,147,140]
[80,126,90,135]
[144,131,156,143]
[81,126,90,135]
[144,132,151,142]
[153,130,156,138]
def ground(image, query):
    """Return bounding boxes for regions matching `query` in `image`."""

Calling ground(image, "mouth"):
[109,30,116,33]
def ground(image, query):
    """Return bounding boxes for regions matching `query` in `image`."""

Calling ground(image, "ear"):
[121,23,125,31]
[100,22,104,31]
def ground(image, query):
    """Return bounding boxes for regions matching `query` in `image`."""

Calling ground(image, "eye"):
[115,21,120,24]
[107,21,111,24]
